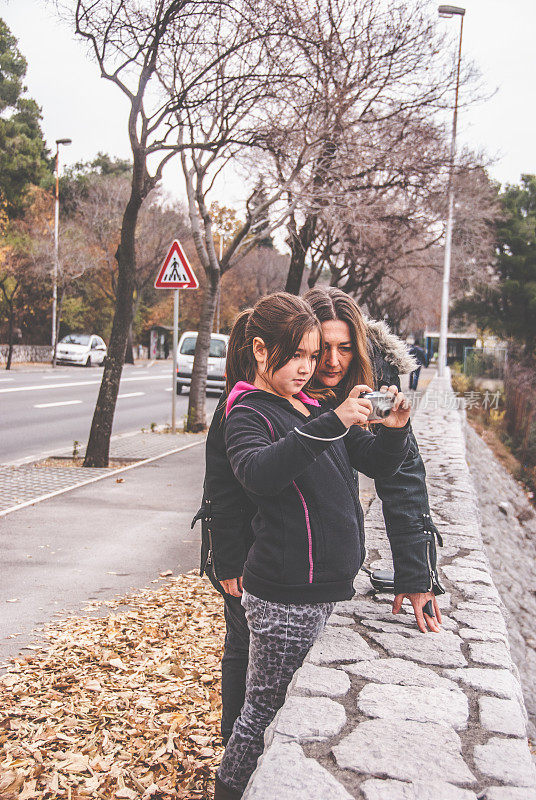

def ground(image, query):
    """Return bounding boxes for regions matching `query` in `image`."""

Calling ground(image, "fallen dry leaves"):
[0,573,226,799]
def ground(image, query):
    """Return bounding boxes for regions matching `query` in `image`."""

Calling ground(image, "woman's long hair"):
[304,287,373,399]
[225,292,322,395]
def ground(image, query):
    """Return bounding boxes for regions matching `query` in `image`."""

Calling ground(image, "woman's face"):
[317,320,354,388]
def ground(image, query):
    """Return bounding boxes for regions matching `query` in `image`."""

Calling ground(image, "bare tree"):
[256,0,480,294]
[310,161,499,333]
[220,246,288,327]
[161,17,310,430]
[0,187,92,368]
[64,0,303,456]
[71,174,188,360]
[64,0,199,465]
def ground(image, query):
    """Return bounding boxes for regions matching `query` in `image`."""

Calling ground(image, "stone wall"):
[243,374,536,800]
[0,345,52,364]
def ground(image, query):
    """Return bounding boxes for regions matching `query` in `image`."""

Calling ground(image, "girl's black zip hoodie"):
[223,381,410,604]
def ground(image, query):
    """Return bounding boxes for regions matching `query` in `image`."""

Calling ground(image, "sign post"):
[172,289,179,432]
[154,240,199,433]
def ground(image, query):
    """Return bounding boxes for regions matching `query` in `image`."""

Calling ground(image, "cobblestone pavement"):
[0,431,205,516]
[243,375,536,800]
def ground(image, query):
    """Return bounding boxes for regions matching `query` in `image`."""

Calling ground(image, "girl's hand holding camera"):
[334,384,375,427]
[335,384,410,429]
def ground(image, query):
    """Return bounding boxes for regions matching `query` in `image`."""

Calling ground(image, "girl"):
[214,292,411,799]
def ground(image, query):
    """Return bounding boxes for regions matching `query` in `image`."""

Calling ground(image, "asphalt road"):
[0,442,207,663]
[0,362,219,464]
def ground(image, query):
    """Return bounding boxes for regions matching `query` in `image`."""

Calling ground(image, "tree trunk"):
[285,215,318,295]
[6,303,14,371]
[84,193,141,467]
[125,324,135,364]
[186,276,219,432]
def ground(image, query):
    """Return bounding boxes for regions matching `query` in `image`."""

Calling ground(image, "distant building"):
[423,330,506,366]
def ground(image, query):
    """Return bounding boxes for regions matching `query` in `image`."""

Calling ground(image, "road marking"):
[0,374,170,394]
[0,378,14,382]
[34,400,83,409]
[117,392,145,399]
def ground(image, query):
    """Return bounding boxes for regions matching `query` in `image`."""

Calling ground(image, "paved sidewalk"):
[0,430,205,516]
[0,438,207,663]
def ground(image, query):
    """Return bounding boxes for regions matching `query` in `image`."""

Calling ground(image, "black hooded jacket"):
[194,321,444,597]
[214,383,410,603]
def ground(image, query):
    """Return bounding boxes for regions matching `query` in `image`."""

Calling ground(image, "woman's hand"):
[334,384,374,428]
[220,576,243,597]
[392,591,442,633]
[378,385,411,428]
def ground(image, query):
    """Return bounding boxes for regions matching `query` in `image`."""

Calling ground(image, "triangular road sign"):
[155,240,199,289]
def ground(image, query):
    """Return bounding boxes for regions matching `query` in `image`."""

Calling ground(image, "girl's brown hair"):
[303,287,374,398]
[225,292,322,395]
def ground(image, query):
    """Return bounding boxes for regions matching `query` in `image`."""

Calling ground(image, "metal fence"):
[463,347,507,380]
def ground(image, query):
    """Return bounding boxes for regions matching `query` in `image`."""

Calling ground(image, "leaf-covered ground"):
[0,573,225,799]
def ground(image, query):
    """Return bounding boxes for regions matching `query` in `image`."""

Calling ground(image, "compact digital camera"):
[361,391,395,421]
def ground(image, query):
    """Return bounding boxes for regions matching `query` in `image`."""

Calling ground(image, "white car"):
[56,333,107,367]
[176,331,228,394]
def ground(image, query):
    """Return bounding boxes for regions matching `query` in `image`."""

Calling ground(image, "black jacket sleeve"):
[370,349,444,596]
[226,406,411,496]
[225,407,349,496]
[343,421,411,479]
[374,424,443,595]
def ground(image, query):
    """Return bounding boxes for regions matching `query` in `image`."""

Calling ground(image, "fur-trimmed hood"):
[363,316,419,375]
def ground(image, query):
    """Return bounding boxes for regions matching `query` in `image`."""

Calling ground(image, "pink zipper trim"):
[228,402,314,583]
[226,381,320,416]
[293,481,314,583]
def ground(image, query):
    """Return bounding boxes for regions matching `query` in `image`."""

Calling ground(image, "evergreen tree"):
[453,175,536,356]
[0,18,50,217]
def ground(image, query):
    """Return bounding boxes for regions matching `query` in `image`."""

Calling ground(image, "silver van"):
[176,331,229,394]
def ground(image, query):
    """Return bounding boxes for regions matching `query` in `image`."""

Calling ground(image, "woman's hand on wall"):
[392,591,442,633]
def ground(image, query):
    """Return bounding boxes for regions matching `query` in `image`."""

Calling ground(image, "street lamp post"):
[437,5,465,377]
[52,138,72,359]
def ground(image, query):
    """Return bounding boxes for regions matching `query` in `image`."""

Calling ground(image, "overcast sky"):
[2,0,535,205]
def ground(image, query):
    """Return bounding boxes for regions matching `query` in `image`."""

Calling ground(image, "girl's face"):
[253,330,321,399]
[316,320,355,388]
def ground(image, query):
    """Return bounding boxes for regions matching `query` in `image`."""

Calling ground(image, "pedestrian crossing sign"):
[154,240,199,289]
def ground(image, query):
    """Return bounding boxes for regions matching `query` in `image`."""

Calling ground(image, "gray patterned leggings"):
[216,590,334,794]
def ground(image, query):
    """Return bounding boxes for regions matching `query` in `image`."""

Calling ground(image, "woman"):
[194,286,443,754]
[304,287,444,625]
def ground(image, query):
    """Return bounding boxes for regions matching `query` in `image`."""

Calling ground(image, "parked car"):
[56,333,107,367]
[176,331,228,394]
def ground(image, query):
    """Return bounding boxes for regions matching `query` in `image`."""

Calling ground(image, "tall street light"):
[52,137,72,355]
[437,5,465,377]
